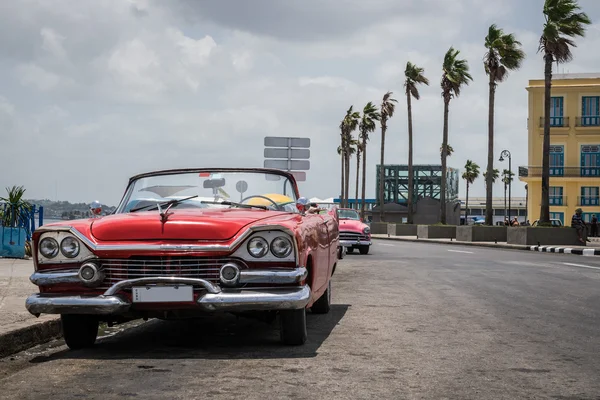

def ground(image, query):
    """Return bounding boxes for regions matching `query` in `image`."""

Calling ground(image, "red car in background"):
[26,168,340,348]
[337,208,371,255]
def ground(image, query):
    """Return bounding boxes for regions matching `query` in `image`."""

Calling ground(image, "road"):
[1,241,600,399]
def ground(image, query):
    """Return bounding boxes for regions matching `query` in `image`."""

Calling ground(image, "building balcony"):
[539,116,569,128]
[578,196,600,206]
[549,196,567,206]
[519,166,600,178]
[575,116,600,127]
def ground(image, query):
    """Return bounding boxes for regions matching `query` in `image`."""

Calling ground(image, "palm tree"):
[440,143,454,158]
[353,140,362,209]
[483,168,500,185]
[359,102,381,220]
[378,92,398,222]
[340,106,360,207]
[502,169,515,221]
[1,185,32,228]
[539,0,591,224]
[462,160,480,221]
[440,47,473,224]
[404,62,430,224]
[484,24,526,226]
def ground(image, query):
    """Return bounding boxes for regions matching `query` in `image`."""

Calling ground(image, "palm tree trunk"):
[407,92,414,224]
[360,136,367,220]
[379,121,386,222]
[485,75,495,225]
[344,152,350,208]
[540,52,552,224]
[340,147,345,207]
[465,182,469,223]
[440,97,450,224]
[355,149,360,211]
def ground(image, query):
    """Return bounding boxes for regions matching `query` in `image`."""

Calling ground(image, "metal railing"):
[549,196,567,206]
[539,116,569,128]
[575,116,600,127]
[578,196,600,206]
[0,202,44,240]
[519,166,600,178]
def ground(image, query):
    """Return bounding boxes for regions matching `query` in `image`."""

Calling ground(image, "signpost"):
[263,136,311,182]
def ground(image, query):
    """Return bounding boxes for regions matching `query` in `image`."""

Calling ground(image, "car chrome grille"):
[98,257,245,289]
[339,231,369,242]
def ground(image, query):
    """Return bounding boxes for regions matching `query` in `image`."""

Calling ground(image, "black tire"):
[61,314,99,350]
[346,247,354,254]
[279,308,307,345]
[359,245,369,255]
[311,280,331,314]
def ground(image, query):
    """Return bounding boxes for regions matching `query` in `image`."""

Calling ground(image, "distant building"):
[520,73,600,224]
[459,196,527,225]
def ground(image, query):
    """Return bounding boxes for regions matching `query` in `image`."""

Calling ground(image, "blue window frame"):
[550,212,564,224]
[580,144,600,176]
[549,145,564,176]
[582,213,598,223]
[550,97,564,126]
[549,186,563,205]
[581,96,600,126]
[581,186,599,206]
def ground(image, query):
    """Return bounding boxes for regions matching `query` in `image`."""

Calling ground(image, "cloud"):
[1,0,600,207]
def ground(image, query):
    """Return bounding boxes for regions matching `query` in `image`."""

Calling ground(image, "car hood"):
[339,219,367,232]
[90,209,290,241]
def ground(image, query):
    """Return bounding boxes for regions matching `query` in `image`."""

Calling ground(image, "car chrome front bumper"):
[26,268,311,316]
[339,240,371,247]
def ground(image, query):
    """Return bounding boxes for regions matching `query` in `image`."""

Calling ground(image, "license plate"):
[132,285,194,303]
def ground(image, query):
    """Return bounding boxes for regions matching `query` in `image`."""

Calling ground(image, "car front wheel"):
[61,314,99,350]
[311,280,331,314]
[279,308,307,345]
[359,245,370,255]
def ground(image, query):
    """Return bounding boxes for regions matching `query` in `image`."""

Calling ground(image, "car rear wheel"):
[311,280,331,314]
[279,308,307,345]
[346,247,354,254]
[359,245,369,255]
[61,314,99,350]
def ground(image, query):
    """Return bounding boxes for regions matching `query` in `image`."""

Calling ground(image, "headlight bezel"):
[36,231,95,265]
[363,226,371,234]
[247,236,270,258]
[233,229,297,262]
[39,237,60,259]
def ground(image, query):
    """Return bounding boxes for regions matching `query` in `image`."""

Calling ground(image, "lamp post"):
[499,150,512,222]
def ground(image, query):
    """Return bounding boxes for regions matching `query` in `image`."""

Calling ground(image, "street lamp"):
[499,150,512,223]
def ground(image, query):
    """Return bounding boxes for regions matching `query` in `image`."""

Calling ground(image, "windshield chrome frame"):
[114,168,300,214]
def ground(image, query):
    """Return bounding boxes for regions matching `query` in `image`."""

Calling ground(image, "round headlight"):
[270,236,293,258]
[363,226,370,234]
[60,236,80,258]
[39,238,59,258]
[247,236,269,258]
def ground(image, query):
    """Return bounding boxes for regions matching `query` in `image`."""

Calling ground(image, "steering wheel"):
[240,195,281,210]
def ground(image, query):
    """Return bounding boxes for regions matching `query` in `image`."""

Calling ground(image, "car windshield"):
[115,170,298,214]
[337,209,360,220]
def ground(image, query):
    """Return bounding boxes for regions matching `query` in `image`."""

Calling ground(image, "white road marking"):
[448,250,473,254]
[377,243,395,247]
[563,262,600,271]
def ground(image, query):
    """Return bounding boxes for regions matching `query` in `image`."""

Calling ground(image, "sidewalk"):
[372,235,600,256]
[0,258,61,358]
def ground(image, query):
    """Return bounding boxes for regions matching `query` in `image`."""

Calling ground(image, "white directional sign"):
[264,159,310,170]
[264,137,311,148]
[264,148,310,159]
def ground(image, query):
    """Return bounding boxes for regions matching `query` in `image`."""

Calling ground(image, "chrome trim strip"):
[26,294,130,315]
[103,277,221,296]
[339,240,372,247]
[239,267,307,284]
[197,286,311,311]
[25,286,311,315]
[35,225,299,259]
[30,270,80,286]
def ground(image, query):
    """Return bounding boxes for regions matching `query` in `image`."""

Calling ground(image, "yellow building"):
[521,73,600,225]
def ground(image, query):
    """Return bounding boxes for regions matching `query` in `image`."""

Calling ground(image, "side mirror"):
[90,201,102,217]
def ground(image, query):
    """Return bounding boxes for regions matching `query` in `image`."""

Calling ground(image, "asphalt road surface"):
[1,241,600,399]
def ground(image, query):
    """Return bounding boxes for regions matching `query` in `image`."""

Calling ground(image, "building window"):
[549,145,564,176]
[582,213,598,223]
[581,96,600,126]
[580,144,600,176]
[580,186,599,206]
[549,186,563,205]
[550,212,564,224]
[550,97,564,127]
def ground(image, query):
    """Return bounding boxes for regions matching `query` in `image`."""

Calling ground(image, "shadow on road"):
[29,305,350,362]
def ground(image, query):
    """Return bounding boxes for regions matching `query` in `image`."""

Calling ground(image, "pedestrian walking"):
[591,214,598,237]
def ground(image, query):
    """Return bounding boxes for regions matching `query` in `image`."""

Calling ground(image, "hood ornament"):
[157,202,174,223]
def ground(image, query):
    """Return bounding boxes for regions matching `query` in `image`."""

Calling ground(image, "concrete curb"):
[0,319,62,358]
[372,235,600,256]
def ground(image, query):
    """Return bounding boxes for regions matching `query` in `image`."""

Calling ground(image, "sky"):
[1,0,600,206]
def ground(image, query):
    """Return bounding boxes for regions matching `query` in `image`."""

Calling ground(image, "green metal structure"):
[375,164,459,204]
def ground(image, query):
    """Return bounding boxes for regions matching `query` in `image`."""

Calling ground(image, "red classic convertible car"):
[337,208,371,254]
[26,168,340,348]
